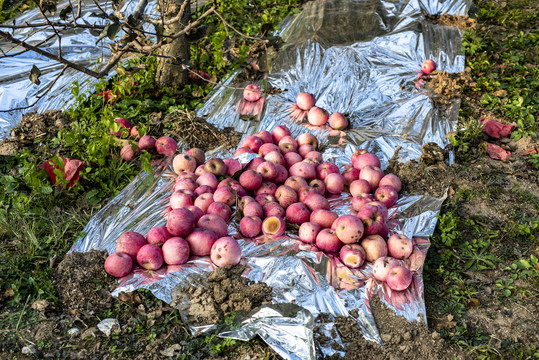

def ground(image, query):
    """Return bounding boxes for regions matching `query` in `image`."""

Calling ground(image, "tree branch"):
[0,22,106,30]
[0,30,100,78]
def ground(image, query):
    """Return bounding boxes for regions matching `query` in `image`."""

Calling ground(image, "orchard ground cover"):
[0,0,537,359]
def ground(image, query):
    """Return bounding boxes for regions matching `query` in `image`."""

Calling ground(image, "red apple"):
[136,244,164,270]
[308,106,329,126]
[374,185,399,208]
[243,201,264,218]
[324,173,345,194]
[334,215,364,244]
[359,165,384,191]
[298,222,321,244]
[240,216,263,238]
[259,143,280,157]
[155,136,177,156]
[289,161,316,180]
[116,232,147,260]
[303,193,330,211]
[196,172,218,190]
[353,152,381,170]
[379,173,402,193]
[310,209,338,229]
[173,154,197,174]
[284,176,308,192]
[167,208,196,237]
[296,133,318,149]
[386,266,413,291]
[185,228,218,256]
[138,135,156,152]
[223,158,242,177]
[146,226,172,247]
[360,234,388,262]
[162,237,190,265]
[104,252,133,278]
[285,202,311,224]
[372,256,399,281]
[316,229,342,253]
[243,84,262,102]
[272,125,291,144]
[254,130,273,144]
[204,158,227,177]
[284,152,303,168]
[309,179,325,195]
[328,112,348,130]
[296,92,316,111]
[241,135,264,153]
[207,202,232,222]
[421,59,437,74]
[298,144,316,158]
[387,234,413,260]
[186,147,205,165]
[211,236,242,267]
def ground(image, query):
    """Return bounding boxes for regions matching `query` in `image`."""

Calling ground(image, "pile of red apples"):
[288,92,349,130]
[105,124,416,293]
[110,117,178,162]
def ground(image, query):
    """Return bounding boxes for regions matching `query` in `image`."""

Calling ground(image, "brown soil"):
[164,109,243,152]
[0,110,72,156]
[425,14,476,30]
[423,69,473,105]
[326,296,467,360]
[171,265,273,327]
[386,142,456,198]
[53,250,116,314]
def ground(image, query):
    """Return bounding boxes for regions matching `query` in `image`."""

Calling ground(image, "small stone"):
[393,334,402,344]
[381,333,392,344]
[160,344,183,357]
[403,331,412,341]
[21,345,36,355]
[68,327,80,336]
[81,327,98,339]
[431,331,440,340]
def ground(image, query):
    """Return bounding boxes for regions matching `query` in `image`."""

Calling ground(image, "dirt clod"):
[171,265,273,326]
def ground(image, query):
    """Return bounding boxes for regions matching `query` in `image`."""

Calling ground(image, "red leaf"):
[39,157,84,189]
[480,119,514,139]
[485,142,511,161]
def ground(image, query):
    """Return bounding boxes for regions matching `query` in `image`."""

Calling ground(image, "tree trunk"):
[155,0,190,89]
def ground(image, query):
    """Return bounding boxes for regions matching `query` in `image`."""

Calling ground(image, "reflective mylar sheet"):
[3,0,469,358]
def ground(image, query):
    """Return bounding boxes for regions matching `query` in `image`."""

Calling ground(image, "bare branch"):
[0,22,106,30]
[169,5,215,41]
[0,30,100,78]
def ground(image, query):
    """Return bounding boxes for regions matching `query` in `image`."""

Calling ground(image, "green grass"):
[438,9,539,357]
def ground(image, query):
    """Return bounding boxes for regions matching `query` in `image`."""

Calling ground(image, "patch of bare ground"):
[316,296,467,360]
[425,14,476,30]
[0,110,72,156]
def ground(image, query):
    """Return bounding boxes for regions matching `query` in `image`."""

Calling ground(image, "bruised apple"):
[211,237,242,267]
